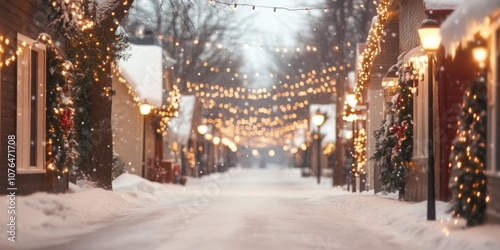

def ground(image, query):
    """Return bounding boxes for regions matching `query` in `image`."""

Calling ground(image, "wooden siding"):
[0,1,56,195]
[436,46,481,201]
[111,77,144,176]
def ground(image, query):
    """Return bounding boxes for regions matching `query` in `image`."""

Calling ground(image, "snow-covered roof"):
[118,44,164,107]
[168,95,196,145]
[440,0,500,56]
[424,0,460,10]
[163,50,177,67]
[309,104,336,146]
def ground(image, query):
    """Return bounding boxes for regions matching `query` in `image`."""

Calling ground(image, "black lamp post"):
[213,136,221,172]
[197,123,208,177]
[418,15,441,221]
[139,101,152,178]
[312,109,326,184]
[346,93,358,192]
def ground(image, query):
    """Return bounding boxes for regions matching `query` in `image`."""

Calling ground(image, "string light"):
[354,0,392,101]
[112,63,180,136]
[211,0,350,13]
[39,32,77,177]
[0,35,29,68]
[343,0,391,184]
[353,128,367,174]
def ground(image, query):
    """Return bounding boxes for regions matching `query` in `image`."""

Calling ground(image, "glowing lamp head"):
[346,93,358,108]
[140,102,152,115]
[197,124,208,135]
[205,133,213,140]
[222,137,231,146]
[472,37,488,68]
[473,47,487,64]
[312,109,326,127]
[345,130,353,140]
[213,136,221,145]
[418,17,441,53]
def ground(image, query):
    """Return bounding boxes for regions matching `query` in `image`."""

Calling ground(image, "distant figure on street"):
[259,157,266,168]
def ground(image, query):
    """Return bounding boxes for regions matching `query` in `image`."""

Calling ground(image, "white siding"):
[366,89,384,190]
[112,77,144,176]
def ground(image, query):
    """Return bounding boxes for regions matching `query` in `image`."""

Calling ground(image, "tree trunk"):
[334,90,345,187]
[82,0,134,190]
[88,67,114,190]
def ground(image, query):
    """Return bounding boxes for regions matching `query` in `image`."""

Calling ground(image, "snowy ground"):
[1,164,500,250]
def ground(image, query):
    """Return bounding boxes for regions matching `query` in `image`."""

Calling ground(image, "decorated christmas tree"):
[449,74,488,227]
[371,102,398,192]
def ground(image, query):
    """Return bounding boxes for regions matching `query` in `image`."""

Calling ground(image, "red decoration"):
[62,85,71,94]
[391,125,403,140]
[60,108,73,133]
[401,120,408,128]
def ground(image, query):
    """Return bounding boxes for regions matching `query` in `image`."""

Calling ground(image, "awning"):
[440,0,500,56]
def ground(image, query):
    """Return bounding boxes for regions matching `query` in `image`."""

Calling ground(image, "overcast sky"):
[230,0,322,87]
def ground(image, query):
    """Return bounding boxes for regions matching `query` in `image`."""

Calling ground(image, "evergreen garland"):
[390,68,414,198]
[371,65,414,199]
[44,34,79,177]
[449,74,487,227]
[371,102,398,192]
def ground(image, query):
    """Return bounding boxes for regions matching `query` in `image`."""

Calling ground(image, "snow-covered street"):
[1,164,499,250]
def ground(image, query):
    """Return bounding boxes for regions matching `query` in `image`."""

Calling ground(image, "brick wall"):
[368,10,400,193]
[399,0,426,54]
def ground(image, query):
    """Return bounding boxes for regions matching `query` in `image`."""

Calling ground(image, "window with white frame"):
[16,33,46,172]
[407,52,429,159]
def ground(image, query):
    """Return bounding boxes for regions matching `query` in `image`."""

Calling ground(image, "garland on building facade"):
[371,65,414,199]
[42,34,79,178]
[449,74,488,227]
[371,101,398,192]
[390,67,414,198]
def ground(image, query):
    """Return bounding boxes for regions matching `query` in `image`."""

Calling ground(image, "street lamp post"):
[213,136,221,172]
[312,109,326,184]
[140,101,152,178]
[418,15,441,221]
[346,93,358,192]
[197,124,208,177]
[206,133,214,174]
